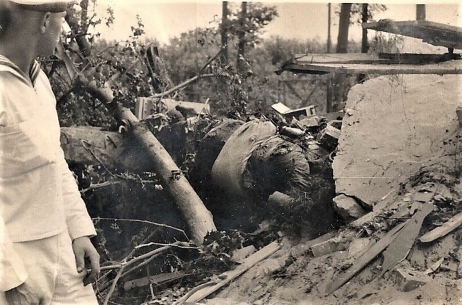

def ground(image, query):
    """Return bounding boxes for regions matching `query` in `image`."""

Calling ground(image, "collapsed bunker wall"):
[333,74,462,209]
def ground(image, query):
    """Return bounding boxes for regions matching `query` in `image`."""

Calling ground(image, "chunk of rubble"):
[333,194,367,221]
[457,106,462,126]
[317,124,341,151]
[348,238,372,257]
[232,245,256,263]
[310,236,347,257]
[393,268,431,292]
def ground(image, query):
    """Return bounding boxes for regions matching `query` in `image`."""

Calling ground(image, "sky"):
[90,1,461,45]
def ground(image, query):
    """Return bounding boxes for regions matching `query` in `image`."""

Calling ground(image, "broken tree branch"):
[151,74,215,98]
[93,217,189,240]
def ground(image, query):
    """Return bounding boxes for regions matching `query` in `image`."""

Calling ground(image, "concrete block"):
[333,194,367,221]
[393,268,431,292]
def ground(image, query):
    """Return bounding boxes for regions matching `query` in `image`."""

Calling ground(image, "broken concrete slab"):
[333,194,367,221]
[332,75,462,206]
[393,268,431,292]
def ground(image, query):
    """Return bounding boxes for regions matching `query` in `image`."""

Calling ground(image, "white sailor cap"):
[9,0,73,12]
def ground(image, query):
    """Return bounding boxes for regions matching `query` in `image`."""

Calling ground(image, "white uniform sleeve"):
[59,150,96,241]
[0,217,27,291]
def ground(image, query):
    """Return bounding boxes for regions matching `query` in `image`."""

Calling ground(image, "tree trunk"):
[361,3,369,53]
[220,1,229,67]
[327,3,332,53]
[358,3,369,83]
[416,4,426,21]
[237,1,247,74]
[65,7,91,57]
[119,107,217,244]
[336,3,352,54]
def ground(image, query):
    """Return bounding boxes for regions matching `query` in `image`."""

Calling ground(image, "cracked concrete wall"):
[332,74,462,207]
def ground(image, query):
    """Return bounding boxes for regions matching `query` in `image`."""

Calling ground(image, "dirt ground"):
[197,72,462,304]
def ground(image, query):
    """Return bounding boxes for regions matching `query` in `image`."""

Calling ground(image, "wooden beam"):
[363,20,462,50]
[283,60,462,75]
[380,204,435,276]
[419,211,462,243]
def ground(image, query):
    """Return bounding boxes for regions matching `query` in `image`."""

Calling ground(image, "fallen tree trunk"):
[77,79,216,245]
[118,107,217,244]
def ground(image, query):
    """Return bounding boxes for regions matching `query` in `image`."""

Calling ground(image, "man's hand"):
[72,236,100,286]
[5,279,43,305]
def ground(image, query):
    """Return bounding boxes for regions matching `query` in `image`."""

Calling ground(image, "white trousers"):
[0,231,98,305]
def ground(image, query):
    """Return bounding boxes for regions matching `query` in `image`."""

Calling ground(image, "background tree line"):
[52,1,390,128]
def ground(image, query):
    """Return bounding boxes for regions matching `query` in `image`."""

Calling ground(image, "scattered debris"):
[271,102,317,120]
[325,219,409,295]
[177,241,281,304]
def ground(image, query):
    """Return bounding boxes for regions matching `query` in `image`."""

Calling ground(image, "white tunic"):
[0,55,96,291]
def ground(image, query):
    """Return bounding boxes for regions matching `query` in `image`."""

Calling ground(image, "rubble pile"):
[200,74,462,304]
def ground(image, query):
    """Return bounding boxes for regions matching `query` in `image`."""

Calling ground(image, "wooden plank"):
[363,20,462,49]
[380,204,435,276]
[123,271,184,291]
[289,53,460,66]
[282,60,462,75]
[325,219,409,295]
[419,211,462,243]
[290,53,382,64]
[178,241,281,304]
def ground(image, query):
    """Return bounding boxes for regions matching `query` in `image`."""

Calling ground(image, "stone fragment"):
[348,238,372,257]
[393,268,431,292]
[310,236,347,257]
[457,105,462,126]
[298,115,322,128]
[232,245,256,263]
[333,194,367,221]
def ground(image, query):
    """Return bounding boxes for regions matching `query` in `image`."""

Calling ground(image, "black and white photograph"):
[1,0,461,304]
